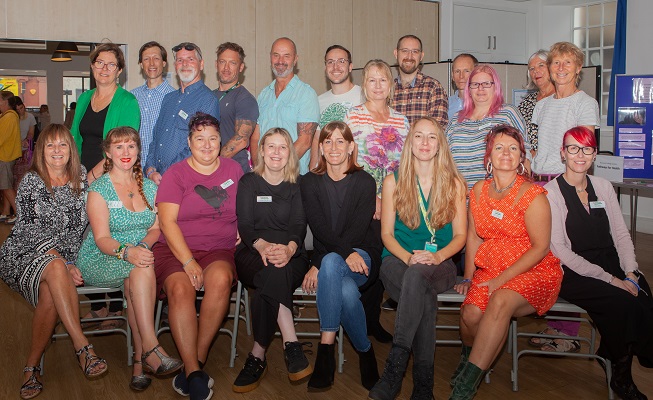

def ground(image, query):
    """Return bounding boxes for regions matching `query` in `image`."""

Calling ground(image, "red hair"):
[562,126,597,149]
[483,124,529,179]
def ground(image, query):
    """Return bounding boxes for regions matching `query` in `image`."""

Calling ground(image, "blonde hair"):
[253,127,300,184]
[394,117,466,230]
[362,59,394,105]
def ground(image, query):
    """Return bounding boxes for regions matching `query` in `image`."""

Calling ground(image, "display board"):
[614,74,653,179]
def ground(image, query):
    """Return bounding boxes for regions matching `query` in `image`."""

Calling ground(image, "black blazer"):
[300,169,382,292]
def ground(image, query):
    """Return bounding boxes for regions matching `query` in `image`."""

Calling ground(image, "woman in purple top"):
[154,112,243,400]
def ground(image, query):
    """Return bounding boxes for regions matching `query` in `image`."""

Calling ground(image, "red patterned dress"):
[463,176,562,315]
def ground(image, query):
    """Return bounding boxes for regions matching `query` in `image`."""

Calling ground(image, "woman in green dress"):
[77,126,182,391]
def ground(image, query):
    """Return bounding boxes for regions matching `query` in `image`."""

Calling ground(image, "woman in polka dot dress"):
[449,125,562,400]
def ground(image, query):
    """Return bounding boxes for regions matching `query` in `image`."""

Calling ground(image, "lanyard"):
[417,183,436,241]
[218,82,239,102]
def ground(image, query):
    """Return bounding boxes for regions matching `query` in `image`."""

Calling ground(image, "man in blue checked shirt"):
[144,42,220,184]
[131,41,176,166]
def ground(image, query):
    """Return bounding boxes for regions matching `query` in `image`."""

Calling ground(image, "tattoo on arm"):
[295,122,318,158]
[220,119,256,158]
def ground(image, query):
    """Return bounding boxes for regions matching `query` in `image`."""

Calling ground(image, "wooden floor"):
[0,224,651,400]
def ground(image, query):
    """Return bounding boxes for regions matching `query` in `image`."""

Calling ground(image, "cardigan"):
[300,169,382,292]
[545,175,638,283]
[70,86,141,155]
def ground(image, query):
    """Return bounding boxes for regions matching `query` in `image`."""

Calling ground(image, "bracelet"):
[624,277,641,291]
[608,275,615,284]
[65,260,74,270]
[114,244,127,260]
[146,169,156,179]
[253,238,261,246]
[182,257,195,268]
[136,241,149,250]
[460,278,472,284]
[123,245,131,262]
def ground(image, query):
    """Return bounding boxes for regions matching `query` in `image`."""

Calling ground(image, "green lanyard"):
[417,183,436,242]
[218,82,239,102]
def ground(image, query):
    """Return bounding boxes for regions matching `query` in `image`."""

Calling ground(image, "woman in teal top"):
[77,127,182,391]
[369,117,467,400]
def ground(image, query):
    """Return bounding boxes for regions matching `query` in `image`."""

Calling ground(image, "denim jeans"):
[317,249,372,352]
[380,255,456,366]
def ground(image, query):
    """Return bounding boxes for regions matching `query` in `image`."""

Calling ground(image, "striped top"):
[345,104,410,196]
[445,104,528,189]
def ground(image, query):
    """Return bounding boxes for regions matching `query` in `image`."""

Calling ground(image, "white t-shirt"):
[19,112,37,141]
[318,85,363,127]
[531,90,600,174]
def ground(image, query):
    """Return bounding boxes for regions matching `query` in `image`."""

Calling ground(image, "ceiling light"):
[51,51,72,62]
[55,41,78,53]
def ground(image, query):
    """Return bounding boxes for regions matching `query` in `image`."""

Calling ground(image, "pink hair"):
[458,65,504,122]
[562,126,597,149]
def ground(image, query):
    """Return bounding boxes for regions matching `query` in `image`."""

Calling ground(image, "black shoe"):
[188,370,213,400]
[232,353,267,393]
[359,345,380,390]
[173,368,214,397]
[308,343,336,391]
[381,299,398,311]
[611,353,648,400]
[411,363,434,400]
[284,341,313,381]
[368,344,411,400]
[368,322,393,343]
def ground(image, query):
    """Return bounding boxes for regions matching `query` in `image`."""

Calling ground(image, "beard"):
[399,60,419,75]
[178,67,198,84]
[271,62,293,78]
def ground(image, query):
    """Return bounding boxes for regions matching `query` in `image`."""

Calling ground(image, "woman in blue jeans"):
[300,121,382,391]
[369,117,467,400]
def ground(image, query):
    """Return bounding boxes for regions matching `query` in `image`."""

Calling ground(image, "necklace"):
[491,175,517,193]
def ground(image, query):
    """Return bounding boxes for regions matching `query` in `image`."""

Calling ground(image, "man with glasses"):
[250,37,319,174]
[213,42,258,172]
[144,42,220,184]
[449,53,478,121]
[391,35,448,128]
[131,41,175,165]
[309,44,362,168]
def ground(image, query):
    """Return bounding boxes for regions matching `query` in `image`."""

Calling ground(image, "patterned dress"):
[77,173,157,288]
[0,170,88,306]
[463,175,562,315]
[517,91,538,151]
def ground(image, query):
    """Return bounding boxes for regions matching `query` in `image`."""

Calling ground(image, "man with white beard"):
[391,35,448,129]
[144,42,220,184]
[250,37,319,174]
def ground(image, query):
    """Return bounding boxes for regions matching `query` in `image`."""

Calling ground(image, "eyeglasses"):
[93,60,118,71]
[469,81,494,89]
[398,48,421,56]
[565,145,596,155]
[172,42,202,59]
[325,58,349,67]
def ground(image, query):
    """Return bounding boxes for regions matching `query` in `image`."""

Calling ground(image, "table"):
[612,179,653,248]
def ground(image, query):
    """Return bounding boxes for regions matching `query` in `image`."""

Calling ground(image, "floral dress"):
[77,173,157,288]
[344,104,410,195]
[517,91,539,151]
[0,170,88,306]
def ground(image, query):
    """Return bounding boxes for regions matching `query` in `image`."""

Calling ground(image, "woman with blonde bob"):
[301,121,382,391]
[232,128,311,393]
[369,117,467,400]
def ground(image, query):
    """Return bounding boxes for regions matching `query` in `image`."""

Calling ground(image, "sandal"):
[98,310,125,331]
[541,338,581,353]
[142,344,183,376]
[528,327,559,347]
[80,309,105,330]
[75,344,109,379]
[20,366,43,400]
[129,360,152,391]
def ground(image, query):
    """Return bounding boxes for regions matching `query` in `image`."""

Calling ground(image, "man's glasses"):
[469,81,494,89]
[93,60,118,71]
[325,58,349,67]
[565,145,596,155]
[172,42,202,59]
[398,48,421,56]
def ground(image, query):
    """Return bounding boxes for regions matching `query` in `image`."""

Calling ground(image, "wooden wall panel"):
[254,0,353,96]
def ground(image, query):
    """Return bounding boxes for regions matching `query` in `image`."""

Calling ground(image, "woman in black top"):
[301,121,382,391]
[232,127,311,393]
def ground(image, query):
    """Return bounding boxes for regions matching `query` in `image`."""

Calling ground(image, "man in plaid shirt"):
[391,35,448,129]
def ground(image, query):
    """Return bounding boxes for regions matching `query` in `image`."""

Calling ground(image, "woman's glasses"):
[565,145,596,155]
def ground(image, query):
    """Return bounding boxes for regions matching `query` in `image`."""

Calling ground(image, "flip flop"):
[541,338,581,353]
[527,327,559,347]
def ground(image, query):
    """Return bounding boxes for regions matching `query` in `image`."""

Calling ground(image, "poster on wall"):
[614,75,653,179]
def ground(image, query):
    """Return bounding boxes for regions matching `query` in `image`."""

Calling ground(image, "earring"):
[486,161,493,175]
[562,157,566,162]
[518,162,526,175]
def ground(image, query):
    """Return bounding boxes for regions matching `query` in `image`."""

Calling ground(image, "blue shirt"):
[145,80,220,174]
[257,75,319,174]
[131,80,175,165]
[448,91,464,121]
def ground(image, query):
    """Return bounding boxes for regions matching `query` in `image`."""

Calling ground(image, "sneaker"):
[232,353,267,393]
[381,298,398,311]
[188,370,213,400]
[5,215,16,224]
[173,368,214,397]
[284,341,313,381]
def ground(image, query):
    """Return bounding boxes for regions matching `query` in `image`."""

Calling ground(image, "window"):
[63,74,90,119]
[573,1,617,117]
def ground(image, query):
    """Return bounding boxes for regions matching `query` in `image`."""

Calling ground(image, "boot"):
[610,353,648,400]
[368,344,411,400]
[450,345,472,388]
[307,343,335,391]
[359,344,380,390]
[411,363,434,400]
[449,362,485,400]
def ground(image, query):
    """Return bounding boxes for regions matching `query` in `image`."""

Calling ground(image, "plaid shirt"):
[391,71,448,129]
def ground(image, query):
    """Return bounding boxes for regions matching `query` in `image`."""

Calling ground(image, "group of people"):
[0,33,651,400]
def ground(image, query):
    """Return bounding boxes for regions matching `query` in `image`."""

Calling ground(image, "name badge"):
[491,209,504,219]
[107,200,122,209]
[220,179,234,189]
[178,109,189,120]
[589,201,606,209]
[424,242,438,252]
[257,195,272,203]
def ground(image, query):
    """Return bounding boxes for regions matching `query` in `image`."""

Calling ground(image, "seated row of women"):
[1,113,651,400]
